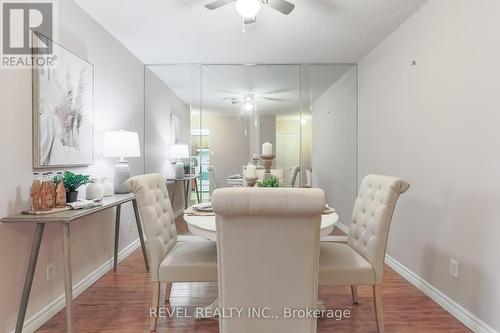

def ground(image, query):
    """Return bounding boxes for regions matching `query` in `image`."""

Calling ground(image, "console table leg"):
[132,199,149,271]
[113,204,121,272]
[62,223,74,333]
[184,180,190,209]
[194,177,200,203]
[15,223,45,333]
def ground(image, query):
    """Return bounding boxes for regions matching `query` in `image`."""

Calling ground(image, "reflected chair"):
[287,165,300,187]
[207,165,220,195]
[319,174,410,333]
[213,187,326,333]
[125,174,218,331]
[305,169,312,187]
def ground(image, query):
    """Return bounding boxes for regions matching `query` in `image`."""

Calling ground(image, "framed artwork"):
[32,35,94,168]
[170,111,181,145]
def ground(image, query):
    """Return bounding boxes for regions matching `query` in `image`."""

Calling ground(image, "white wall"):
[259,114,276,154]
[192,113,249,184]
[0,1,144,331]
[358,0,500,331]
[144,67,191,213]
[312,67,357,225]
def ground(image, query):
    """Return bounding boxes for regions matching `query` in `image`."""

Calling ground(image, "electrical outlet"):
[449,259,459,279]
[127,219,133,232]
[46,263,56,282]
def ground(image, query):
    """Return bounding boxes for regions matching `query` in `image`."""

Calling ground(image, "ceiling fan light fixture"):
[235,0,262,18]
[243,101,254,112]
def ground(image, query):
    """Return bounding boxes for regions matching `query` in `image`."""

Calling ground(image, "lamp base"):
[113,161,130,194]
[174,161,185,180]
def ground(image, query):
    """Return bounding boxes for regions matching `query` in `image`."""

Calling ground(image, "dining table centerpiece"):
[256,175,280,188]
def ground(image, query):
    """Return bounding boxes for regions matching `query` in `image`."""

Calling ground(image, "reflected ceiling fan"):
[204,0,295,24]
[225,93,288,114]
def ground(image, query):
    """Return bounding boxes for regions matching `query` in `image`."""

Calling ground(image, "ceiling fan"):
[225,92,288,115]
[204,0,295,24]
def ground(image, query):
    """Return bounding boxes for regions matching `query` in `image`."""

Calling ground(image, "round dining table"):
[183,207,338,318]
[183,210,339,241]
[183,208,338,318]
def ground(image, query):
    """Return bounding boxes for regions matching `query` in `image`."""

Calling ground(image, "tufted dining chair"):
[319,174,409,333]
[125,174,218,331]
[212,187,326,333]
[207,165,220,195]
[288,165,300,187]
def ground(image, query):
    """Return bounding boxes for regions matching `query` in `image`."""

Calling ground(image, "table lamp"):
[170,144,189,179]
[102,130,141,193]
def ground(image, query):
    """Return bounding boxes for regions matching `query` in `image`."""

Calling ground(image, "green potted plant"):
[184,163,191,175]
[256,175,280,188]
[62,171,90,202]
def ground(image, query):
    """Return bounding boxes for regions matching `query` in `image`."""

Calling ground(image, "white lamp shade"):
[102,130,141,158]
[170,144,189,159]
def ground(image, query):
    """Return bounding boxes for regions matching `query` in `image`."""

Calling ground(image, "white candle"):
[246,164,257,178]
[262,142,273,156]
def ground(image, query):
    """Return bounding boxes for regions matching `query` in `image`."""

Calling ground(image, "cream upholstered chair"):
[288,165,300,187]
[212,187,326,333]
[319,174,409,333]
[305,169,312,187]
[207,165,220,195]
[125,174,218,331]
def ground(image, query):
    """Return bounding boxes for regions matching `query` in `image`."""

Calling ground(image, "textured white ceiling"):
[149,64,353,114]
[75,0,427,64]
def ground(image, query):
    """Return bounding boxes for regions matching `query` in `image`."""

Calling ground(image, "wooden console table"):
[166,174,201,209]
[0,193,149,333]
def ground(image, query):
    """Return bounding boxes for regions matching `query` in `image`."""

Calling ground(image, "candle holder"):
[260,155,276,179]
[245,177,258,187]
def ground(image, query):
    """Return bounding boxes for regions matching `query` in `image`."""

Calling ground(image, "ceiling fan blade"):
[261,97,286,102]
[244,17,257,24]
[204,0,233,10]
[265,0,295,15]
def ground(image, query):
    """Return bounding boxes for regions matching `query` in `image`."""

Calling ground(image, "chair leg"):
[351,285,359,304]
[373,285,385,333]
[150,282,160,332]
[165,282,172,303]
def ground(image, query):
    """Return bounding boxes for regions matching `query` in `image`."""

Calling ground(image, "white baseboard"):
[336,221,350,234]
[385,255,498,333]
[12,238,141,333]
[337,221,497,333]
[173,209,184,219]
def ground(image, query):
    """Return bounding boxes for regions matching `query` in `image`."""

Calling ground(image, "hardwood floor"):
[37,225,471,333]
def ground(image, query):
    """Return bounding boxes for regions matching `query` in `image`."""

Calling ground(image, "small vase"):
[86,178,103,200]
[100,177,113,197]
[66,191,79,203]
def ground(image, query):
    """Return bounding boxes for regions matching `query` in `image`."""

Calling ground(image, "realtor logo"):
[1,1,56,68]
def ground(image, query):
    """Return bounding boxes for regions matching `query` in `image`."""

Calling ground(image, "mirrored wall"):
[145,64,357,225]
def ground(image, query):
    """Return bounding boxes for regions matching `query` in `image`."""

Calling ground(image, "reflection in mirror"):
[145,64,201,213]
[307,64,358,226]
[200,64,301,199]
[144,63,357,224]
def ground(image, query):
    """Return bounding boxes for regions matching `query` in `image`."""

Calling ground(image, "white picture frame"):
[170,111,181,145]
[32,35,94,168]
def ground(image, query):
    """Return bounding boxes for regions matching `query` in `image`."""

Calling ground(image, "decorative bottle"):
[30,173,41,211]
[47,172,55,208]
[39,173,51,211]
[55,172,67,208]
